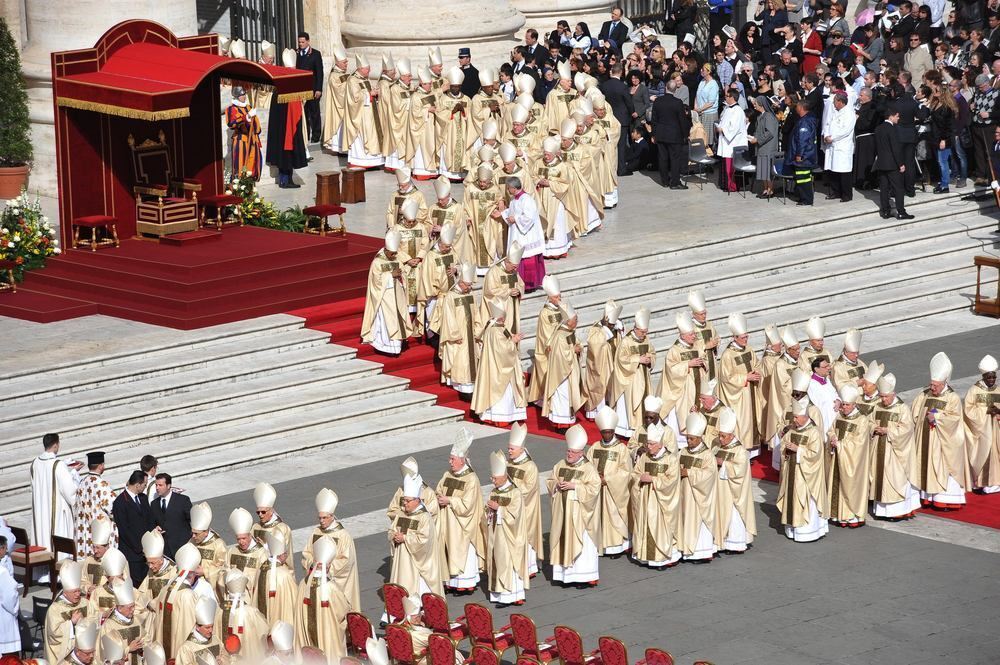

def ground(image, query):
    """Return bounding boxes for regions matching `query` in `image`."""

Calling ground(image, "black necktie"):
[134,495,141,510]
[160,498,166,512]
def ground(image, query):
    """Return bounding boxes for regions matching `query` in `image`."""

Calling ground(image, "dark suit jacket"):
[598,20,629,50]
[873,121,904,171]
[890,95,922,144]
[599,77,635,127]
[296,48,324,93]
[111,491,155,584]
[803,87,824,120]
[150,491,192,560]
[650,94,691,144]
[460,64,481,98]
[523,43,547,67]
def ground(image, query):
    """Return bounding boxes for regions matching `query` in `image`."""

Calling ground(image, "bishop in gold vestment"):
[629,423,682,567]
[189,503,227,589]
[583,301,624,420]
[301,488,360,612]
[392,198,431,323]
[912,353,970,509]
[152,544,200,665]
[478,247,525,334]
[360,231,412,355]
[294,536,348,665]
[484,451,528,605]
[535,138,574,259]
[587,407,633,555]
[321,47,350,152]
[410,68,440,177]
[677,413,720,561]
[610,306,656,438]
[714,408,757,552]
[218,570,269,664]
[870,373,921,519]
[173,595,221,665]
[798,316,832,373]
[965,355,1000,493]
[385,170,431,231]
[437,263,482,395]
[462,164,504,274]
[250,483,293,568]
[435,69,472,180]
[657,311,705,442]
[541,303,584,427]
[259,533,298,627]
[45,562,88,664]
[825,385,872,527]
[79,519,127,596]
[436,430,486,592]
[389,474,445,601]
[506,423,542,576]
[223,509,269,613]
[527,276,564,404]
[719,313,762,456]
[547,425,601,585]
[343,55,384,168]
[776,402,829,543]
[97,581,149,665]
[417,221,458,340]
[831,328,866,391]
[472,299,527,424]
[543,63,577,133]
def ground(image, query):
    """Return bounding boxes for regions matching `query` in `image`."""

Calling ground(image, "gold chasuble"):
[461,179,503,272]
[911,387,971,495]
[417,245,455,335]
[435,92,472,175]
[388,79,415,161]
[832,356,867,392]
[506,452,543,559]
[826,409,872,524]
[138,561,177,601]
[360,249,412,347]
[388,505,444,597]
[479,263,524,334]
[223,542,268,612]
[174,632,222,665]
[152,582,197,663]
[392,220,430,316]
[470,91,504,138]
[764,355,799,442]
[677,442,721,556]
[534,157,573,243]
[344,73,382,157]
[250,517,293,567]
[217,599,269,664]
[586,439,633,552]
[546,458,601,567]
[629,446,681,564]
[98,612,146,665]
[432,200,474,266]
[719,342,763,448]
[45,593,88,664]
[610,331,656,432]
[376,74,397,158]
[657,341,701,422]
[692,320,719,381]
[435,467,486,578]
[869,397,916,504]
[384,188,431,231]
[321,65,350,147]
[714,439,757,543]
[192,532,227,589]
[410,86,439,169]
[541,325,584,421]
[438,287,482,390]
[583,322,622,416]
[758,348,782,435]
[485,482,529,597]
[301,524,360,612]
[471,320,527,422]
[559,143,604,236]
[527,303,564,403]
[776,423,828,528]
[543,86,577,133]
[798,345,833,374]
[964,380,1000,489]
[293,571,349,664]
[258,556,298,627]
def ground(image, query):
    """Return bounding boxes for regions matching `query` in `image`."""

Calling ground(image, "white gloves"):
[991,180,999,191]
[248,108,257,118]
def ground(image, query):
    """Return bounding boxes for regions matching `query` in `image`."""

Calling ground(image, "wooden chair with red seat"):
[50,535,77,572]
[384,623,425,665]
[0,260,15,293]
[596,637,628,665]
[71,215,119,251]
[127,132,200,237]
[510,613,559,662]
[463,603,514,656]
[9,526,55,597]
[636,648,674,665]
[345,611,374,658]
[516,657,543,665]
[470,645,503,665]
[428,633,469,665]
[422,592,469,645]
[383,583,408,625]
[552,626,601,665]
[303,204,347,236]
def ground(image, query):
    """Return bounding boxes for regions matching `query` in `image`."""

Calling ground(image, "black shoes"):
[879,210,892,219]
[933,186,949,194]
[897,212,915,219]
[669,183,689,190]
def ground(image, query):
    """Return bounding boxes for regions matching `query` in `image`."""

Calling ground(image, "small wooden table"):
[974,255,1000,318]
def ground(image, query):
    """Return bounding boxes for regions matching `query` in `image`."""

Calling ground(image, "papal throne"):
[128,132,200,237]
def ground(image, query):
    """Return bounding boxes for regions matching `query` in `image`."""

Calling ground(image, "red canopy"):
[52,20,313,121]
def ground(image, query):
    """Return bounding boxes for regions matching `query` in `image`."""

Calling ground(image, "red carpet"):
[0,227,383,329]
[291,296,1000,532]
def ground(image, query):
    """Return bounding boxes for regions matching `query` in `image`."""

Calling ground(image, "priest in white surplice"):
[31,433,80,572]
[493,176,547,293]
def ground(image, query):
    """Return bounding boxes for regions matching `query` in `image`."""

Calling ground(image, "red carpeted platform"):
[291,297,1000,531]
[0,226,383,329]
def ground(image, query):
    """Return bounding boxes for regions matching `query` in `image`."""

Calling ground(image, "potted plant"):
[0,18,32,199]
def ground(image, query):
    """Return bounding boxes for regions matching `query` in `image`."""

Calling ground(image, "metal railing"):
[230,0,304,61]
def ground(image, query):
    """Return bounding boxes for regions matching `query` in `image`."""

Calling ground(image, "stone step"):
[0,360,399,453]
[0,328,346,406]
[0,388,445,505]
[0,315,305,382]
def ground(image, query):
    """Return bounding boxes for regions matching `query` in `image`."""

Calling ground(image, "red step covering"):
[290,296,1000,531]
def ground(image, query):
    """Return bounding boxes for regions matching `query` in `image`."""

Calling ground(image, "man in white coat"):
[822,91,856,203]
[31,433,80,578]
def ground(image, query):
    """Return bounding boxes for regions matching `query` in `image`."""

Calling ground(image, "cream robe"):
[251,517,293,567]
[218,596,269,663]
[461,180,504,272]
[546,458,601,568]
[321,65,351,150]
[912,387,971,501]
[74,473,116,557]
[430,200,474,266]
[436,467,486,581]
[629,448,681,565]
[610,331,656,436]
[472,320,527,423]
[258,556,298,627]
[541,325,584,424]
[870,397,918,505]
[294,570,349,665]
[697,400,727,452]
[692,320,719,382]
[527,302,564,403]
[192,531,227,589]
[385,187,431,231]
[678,442,720,558]
[344,73,382,158]
[469,91,505,140]
[543,86,577,133]
[89,580,150,620]
[435,92,472,176]
[964,381,1000,490]
[376,76,397,158]
[98,611,148,665]
[776,422,828,528]
[409,86,439,171]
[832,356,867,392]
[485,482,529,599]
[31,451,78,551]
[80,554,130,597]
[583,322,622,417]
[826,409,872,523]
[438,287,482,391]
[764,355,799,442]
[560,142,604,236]
[533,157,574,256]
[505,127,542,164]
[586,439,633,553]
[657,340,701,427]
[506,452,543,561]
[152,581,198,663]
[719,342,763,449]
[138,560,177,602]
[300,524,360,612]
[393,220,431,318]
[594,113,621,192]
[388,79,415,162]
[798,346,833,374]
[714,439,757,547]
[45,593,88,664]
[388,506,444,597]
[174,630,222,665]
[360,250,412,349]
[417,244,455,336]
[758,349,783,437]
[222,542,269,613]
[478,263,524,334]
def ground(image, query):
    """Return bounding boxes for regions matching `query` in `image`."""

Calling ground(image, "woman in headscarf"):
[749,95,780,198]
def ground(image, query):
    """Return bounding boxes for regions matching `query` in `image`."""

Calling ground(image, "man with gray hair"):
[970,73,1000,185]
[491,176,546,290]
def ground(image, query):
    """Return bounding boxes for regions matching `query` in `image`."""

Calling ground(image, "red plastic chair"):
[383,583,408,624]
[470,645,503,665]
[463,603,514,654]
[428,634,466,665]
[510,613,559,662]
[637,648,674,665]
[385,623,424,665]
[422,592,470,645]
[552,626,601,665]
[345,612,374,658]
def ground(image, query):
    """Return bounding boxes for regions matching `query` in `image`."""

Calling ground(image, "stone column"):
[18,3,197,201]
[340,0,525,72]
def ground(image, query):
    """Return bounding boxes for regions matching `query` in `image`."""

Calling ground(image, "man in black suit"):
[149,473,192,560]
[598,6,630,53]
[890,94,923,196]
[801,74,824,120]
[599,64,635,175]
[874,110,914,219]
[458,48,481,98]
[522,29,548,67]
[111,470,156,586]
[295,32,324,144]
[650,80,692,189]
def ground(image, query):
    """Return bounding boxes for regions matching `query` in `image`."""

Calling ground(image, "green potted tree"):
[0,18,31,198]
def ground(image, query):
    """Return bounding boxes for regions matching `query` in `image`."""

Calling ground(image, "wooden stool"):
[303,204,347,236]
[316,171,342,206]
[0,259,15,293]
[72,215,120,251]
[342,168,366,203]
[974,255,1000,318]
[198,194,244,230]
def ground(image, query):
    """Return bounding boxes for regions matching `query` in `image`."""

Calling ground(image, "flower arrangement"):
[1,189,60,281]
[226,170,307,233]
